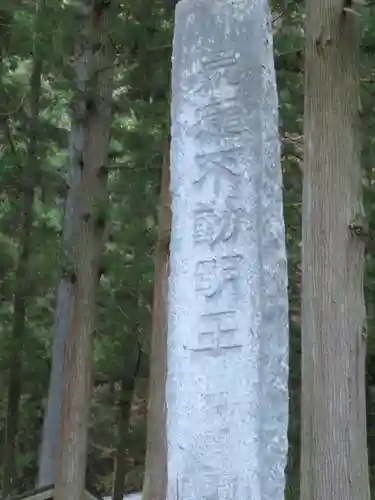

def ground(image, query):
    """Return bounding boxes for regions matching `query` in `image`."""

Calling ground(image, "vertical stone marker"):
[167,0,289,499]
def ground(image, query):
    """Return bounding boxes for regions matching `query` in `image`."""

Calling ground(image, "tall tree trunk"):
[112,347,141,500]
[142,139,170,500]
[53,2,115,499]
[37,270,74,486]
[2,56,42,498]
[301,3,370,500]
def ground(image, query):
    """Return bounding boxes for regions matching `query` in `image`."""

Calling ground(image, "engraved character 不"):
[194,146,244,195]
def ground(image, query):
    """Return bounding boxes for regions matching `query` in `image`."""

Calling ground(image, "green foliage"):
[0,0,171,494]
[2,0,375,497]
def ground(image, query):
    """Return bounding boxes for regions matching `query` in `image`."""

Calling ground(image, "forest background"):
[1,0,374,498]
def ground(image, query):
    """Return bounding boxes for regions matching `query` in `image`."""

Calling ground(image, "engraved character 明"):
[195,254,243,298]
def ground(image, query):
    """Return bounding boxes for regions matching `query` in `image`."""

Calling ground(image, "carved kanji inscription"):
[195,254,243,298]
[191,310,242,353]
[194,146,244,195]
[193,199,246,247]
[191,97,243,138]
[201,50,240,88]
[168,1,289,497]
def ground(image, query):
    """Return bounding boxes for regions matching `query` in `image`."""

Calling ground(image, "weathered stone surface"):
[166,0,289,499]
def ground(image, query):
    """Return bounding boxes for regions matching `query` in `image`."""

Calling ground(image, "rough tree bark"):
[37,231,74,485]
[2,55,42,498]
[53,1,115,499]
[142,140,171,500]
[111,347,142,500]
[301,2,370,499]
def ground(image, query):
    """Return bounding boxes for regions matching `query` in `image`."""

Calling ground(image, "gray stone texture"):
[167,0,289,499]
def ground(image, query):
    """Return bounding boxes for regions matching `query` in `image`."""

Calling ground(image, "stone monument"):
[167,0,289,499]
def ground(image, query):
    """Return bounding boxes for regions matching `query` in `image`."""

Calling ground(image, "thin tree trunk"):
[142,140,170,500]
[53,2,115,499]
[301,3,370,499]
[2,56,42,498]
[112,347,141,500]
[37,278,73,486]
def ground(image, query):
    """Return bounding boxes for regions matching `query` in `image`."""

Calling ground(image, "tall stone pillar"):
[167,1,289,498]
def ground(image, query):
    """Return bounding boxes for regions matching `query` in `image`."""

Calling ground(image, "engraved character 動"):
[193,200,243,247]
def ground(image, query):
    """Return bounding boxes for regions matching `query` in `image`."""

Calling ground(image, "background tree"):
[2,48,42,500]
[301,2,370,499]
[53,0,117,498]
[142,136,170,500]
